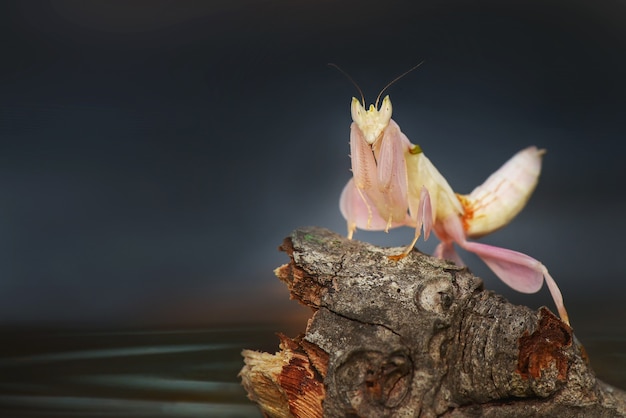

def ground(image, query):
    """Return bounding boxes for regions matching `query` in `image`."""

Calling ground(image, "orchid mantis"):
[339,95,570,325]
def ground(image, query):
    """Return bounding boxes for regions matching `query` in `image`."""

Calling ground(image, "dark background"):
[1,0,625,330]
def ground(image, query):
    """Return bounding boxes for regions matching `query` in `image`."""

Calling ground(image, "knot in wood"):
[415,276,456,314]
[335,350,413,413]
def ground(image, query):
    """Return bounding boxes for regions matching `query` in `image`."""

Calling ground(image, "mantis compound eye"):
[379,95,393,121]
[350,97,365,124]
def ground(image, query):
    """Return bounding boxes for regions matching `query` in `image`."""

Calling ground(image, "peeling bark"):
[240,227,626,417]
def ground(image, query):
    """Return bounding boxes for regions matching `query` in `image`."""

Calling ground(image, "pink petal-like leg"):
[340,178,394,238]
[461,243,544,294]
[438,215,570,325]
[433,241,465,267]
[542,267,569,325]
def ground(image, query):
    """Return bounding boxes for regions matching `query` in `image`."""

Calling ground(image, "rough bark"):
[240,227,626,417]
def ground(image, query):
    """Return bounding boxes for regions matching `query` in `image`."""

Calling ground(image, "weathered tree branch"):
[240,227,626,417]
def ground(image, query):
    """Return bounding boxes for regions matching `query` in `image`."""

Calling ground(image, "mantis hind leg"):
[389,186,434,261]
[388,234,421,261]
[542,265,570,325]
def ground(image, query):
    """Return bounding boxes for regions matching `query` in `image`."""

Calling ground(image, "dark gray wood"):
[241,227,626,417]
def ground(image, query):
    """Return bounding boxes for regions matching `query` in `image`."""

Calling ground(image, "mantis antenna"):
[375,61,425,108]
[328,62,425,108]
[328,63,365,106]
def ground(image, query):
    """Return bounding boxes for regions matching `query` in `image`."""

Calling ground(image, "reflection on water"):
[0,324,299,417]
[0,321,623,417]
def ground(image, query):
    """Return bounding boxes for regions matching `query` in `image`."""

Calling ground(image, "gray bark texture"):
[240,227,626,417]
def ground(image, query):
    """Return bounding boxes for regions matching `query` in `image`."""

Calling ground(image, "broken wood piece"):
[240,227,626,417]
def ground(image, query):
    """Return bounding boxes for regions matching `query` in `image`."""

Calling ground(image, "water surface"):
[0,318,623,417]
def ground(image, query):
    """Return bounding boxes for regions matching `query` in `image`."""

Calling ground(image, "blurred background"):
[0,0,624,414]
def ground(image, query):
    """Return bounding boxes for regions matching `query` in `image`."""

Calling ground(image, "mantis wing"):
[459,146,544,238]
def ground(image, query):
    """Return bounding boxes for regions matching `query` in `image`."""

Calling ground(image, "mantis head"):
[351,95,393,145]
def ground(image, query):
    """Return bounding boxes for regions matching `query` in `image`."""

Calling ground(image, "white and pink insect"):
[339,93,570,325]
